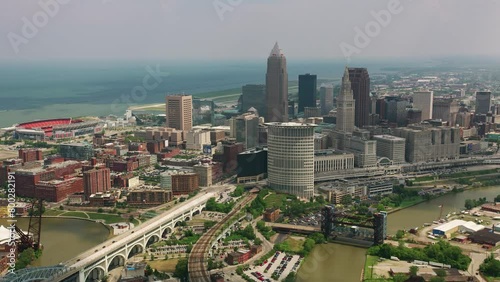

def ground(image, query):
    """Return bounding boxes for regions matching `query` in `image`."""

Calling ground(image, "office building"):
[406,108,422,125]
[166,95,193,131]
[412,91,434,120]
[337,67,356,133]
[314,150,354,174]
[237,147,268,184]
[476,91,492,115]
[231,109,259,150]
[386,97,408,126]
[348,68,370,127]
[373,135,406,164]
[346,135,377,168]
[59,143,94,161]
[171,172,199,195]
[266,42,288,122]
[186,129,211,150]
[83,167,111,200]
[393,125,460,163]
[433,98,459,126]
[241,84,266,118]
[127,190,172,206]
[320,84,334,115]
[304,107,321,118]
[298,74,317,113]
[267,122,315,199]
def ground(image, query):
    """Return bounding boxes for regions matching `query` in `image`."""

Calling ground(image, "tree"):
[254,238,262,245]
[393,274,408,282]
[164,254,169,260]
[430,277,445,282]
[480,254,500,277]
[409,265,419,277]
[434,269,446,277]
[150,254,155,261]
[97,208,104,213]
[59,205,64,210]
[283,272,296,282]
[340,194,353,206]
[174,258,189,280]
[395,230,405,240]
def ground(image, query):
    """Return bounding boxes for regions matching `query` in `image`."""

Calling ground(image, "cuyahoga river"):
[1,185,499,280]
[0,217,111,266]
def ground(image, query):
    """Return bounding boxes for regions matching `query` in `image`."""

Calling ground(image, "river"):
[296,185,500,281]
[0,217,111,266]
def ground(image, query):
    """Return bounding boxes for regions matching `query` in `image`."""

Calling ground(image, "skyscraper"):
[348,68,370,127]
[412,91,434,120]
[83,167,111,200]
[298,74,317,113]
[267,122,315,199]
[475,91,492,115]
[336,67,355,133]
[241,84,266,117]
[320,84,334,115]
[166,95,193,131]
[266,42,288,122]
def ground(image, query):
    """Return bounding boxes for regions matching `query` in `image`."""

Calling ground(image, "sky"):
[1,0,499,61]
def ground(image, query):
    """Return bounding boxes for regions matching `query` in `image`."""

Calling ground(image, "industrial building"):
[432,220,484,238]
[314,150,354,174]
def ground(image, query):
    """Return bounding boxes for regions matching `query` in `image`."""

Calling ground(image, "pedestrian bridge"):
[1,191,218,282]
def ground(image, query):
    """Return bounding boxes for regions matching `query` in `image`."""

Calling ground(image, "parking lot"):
[244,251,302,281]
[288,212,322,227]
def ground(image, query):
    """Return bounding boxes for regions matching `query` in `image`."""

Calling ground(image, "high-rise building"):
[432,98,459,126]
[166,95,193,131]
[298,74,317,113]
[241,84,266,118]
[476,91,492,115]
[336,67,355,133]
[348,68,370,127]
[83,168,111,200]
[231,109,259,150]
[386,97,409,127]
[267,122,315,199]
[266,42,288,122]
[320,84,334,115]
[412,91,434,120]
[59,143,94,161]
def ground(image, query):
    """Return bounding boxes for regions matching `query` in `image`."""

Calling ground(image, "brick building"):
[127,190,173,206]
[263,208,280,222]
[18,149,43,163]
[83,167,111,200]
[35,176,83,202]
[171,172,199,195]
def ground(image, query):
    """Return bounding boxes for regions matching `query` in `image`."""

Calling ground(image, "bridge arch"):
[128,243,144,258]
[377,157,393,166]
[146,234,161,246]
[108,254,126,271]
[161,226,173,238]
[86,265,106,282]
[191,208,201,217]
[184,216,191,222]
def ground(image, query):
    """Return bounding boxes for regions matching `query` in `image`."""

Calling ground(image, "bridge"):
[266,222,320,235]
[2,189,222,282]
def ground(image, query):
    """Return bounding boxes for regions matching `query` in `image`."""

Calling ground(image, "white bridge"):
[2,190,219,282]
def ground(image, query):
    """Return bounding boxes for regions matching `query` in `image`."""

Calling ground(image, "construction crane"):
[437,204,444,221]
[14,198,43,252]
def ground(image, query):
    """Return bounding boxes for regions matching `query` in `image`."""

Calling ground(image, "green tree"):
[173,258,189,281]
[59,205,64,210]
[393,274,408,282]
[409,265,419,277]
[150,254,155,261]
[254,238,263,245]
[395,230,405,240]
[435,269,446,277]
[430,277,445,282]
[480,254,500,277]
[340,194,353,206]
[97,208,104,213]
[283,272,296,282]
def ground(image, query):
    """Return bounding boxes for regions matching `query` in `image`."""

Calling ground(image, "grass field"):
[44,209,67,216]
[363,255,379,280]
[282,237,305,253]
[147,259,180,272]
[263,193,288,209]
[61,211,89,218]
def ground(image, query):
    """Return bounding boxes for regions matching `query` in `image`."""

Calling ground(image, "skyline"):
[1,0,500,60]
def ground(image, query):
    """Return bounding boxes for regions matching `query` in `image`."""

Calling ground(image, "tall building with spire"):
[348,68,371,128]
[266,42,288,122]
[336,67,355,133]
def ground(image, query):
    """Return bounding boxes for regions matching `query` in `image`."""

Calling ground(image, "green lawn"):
[364,255,379,280]
[44,209,66,216]
[60,211,89,218]
[282,237,304,252]
[263,193,288,209]
[399,197,426,209]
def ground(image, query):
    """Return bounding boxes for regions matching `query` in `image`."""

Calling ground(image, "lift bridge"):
[321,205,387,245]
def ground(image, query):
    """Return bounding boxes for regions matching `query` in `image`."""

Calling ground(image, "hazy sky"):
[1,0,499,60]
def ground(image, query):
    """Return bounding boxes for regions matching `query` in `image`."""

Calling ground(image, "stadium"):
[14,118,103,140]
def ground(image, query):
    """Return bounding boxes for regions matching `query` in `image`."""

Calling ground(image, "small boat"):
[427,235,437,240]
[493,217,500,220]
[433,221,439,224]
[424,223,431,227]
